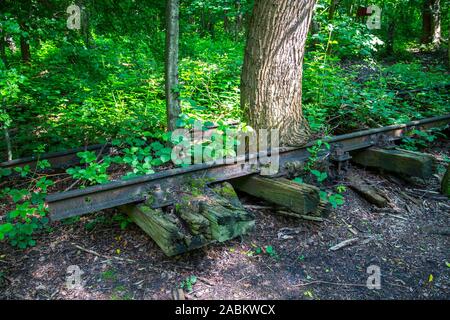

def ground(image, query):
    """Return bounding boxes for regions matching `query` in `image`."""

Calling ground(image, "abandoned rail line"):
[38,114,450,221]
[0,143,111,171]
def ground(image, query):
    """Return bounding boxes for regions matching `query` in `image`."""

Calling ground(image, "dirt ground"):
[1,143,449,300]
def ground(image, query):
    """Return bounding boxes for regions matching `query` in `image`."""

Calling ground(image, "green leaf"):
[176,119,186,128]
[150,141,164,151]
[160,154,171,163]
[8,189,29,203]
[0,168,12,177]
[77,151,97,164]
[0,223,13,240]
[37,160,51,170]
[151,158,163,166]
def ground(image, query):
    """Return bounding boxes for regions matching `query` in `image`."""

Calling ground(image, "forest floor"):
[0,141,449,300]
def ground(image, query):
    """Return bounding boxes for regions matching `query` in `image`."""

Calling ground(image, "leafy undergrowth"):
[1,123,448,250]
[1,27,449,159]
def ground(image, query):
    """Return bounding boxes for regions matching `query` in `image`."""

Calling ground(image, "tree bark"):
[431,0,441,45]
[78,1,93,48]
[165,0,181,132]
[241,0,315,146]
[422,0,441,45]
[3,126,12,161]
[328,0,339,20]
[386,20,395,56]
[235,0,243,40]
[0,36,7,67]
[20,22,31,63]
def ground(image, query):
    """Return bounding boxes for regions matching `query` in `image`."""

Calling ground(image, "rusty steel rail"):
[46,114,450,221]
[0,143,111,171]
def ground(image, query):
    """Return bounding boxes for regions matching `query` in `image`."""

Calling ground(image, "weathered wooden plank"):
[210,182,244,208]
[442,166,450,197]
[121,182,254,256]
[351,148,434,179]
[347,175,388,208]
[199,196,255,242]
[122,204,210,257]
[232,176,320,215]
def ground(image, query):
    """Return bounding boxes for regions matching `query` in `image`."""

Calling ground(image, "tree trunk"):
[3,126,12,161]
[78,1,93,48]
[241,0,315,147]
[431,0,441,45]
[422,0,441,45]
[235,1,243,40]
[328,0,339,20]
[386,21,395,56]
[0,36,7,67]
[19,22,31,63]
[165,0,181,132]
[20,36,30,63]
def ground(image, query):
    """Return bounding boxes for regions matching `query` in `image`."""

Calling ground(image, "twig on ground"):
[72,243,135,263]
[294,280,367,288]
[329,238,359,251]
[385,213,408,221]
[294,279,409,289]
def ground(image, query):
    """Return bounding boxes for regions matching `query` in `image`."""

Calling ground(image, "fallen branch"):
[277,210,324,222]
[72,243,135,263]
[329,238,358,251]
[294,280,367,288]
[294,279,408,289]
[385,213,408,221]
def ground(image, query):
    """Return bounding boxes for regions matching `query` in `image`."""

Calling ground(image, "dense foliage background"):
[0,0,449,159]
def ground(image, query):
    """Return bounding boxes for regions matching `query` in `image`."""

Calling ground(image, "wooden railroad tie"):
[120,177,327,257]
[120,182,256,257]
[351,148,434,180]
[231,175,329,218]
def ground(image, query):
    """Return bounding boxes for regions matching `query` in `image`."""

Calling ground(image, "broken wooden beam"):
[232,176,320,215]
[199,196,255,242]
[442,166,450,197]
[122,204,210,257]
[351,148,434,179]
[347,175,388,208]
[121,182,254,256]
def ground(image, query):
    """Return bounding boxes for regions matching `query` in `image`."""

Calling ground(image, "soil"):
[0,143,449,300]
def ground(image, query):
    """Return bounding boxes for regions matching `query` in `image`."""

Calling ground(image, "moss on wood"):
[232,176,320,215]
[121,182,255,256]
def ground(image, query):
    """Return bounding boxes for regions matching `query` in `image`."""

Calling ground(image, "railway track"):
[42,114,450,221]
[0,143,111,171]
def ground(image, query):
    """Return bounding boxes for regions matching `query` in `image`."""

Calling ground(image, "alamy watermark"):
[66,4,81,30]
[367,5,382,30]
[170,121,280,176]
[366,265,381,289]
[66,265,84,290]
